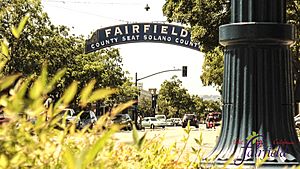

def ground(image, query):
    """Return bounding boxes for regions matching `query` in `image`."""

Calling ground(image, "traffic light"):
[151,94,157,109]
[182,66,187,77]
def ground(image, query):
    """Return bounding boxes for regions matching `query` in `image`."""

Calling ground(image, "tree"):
[137,97,152,117]
[157,76,194,118]
[163,0,300,93]
[0,0,83,77]
[0,0,137,110]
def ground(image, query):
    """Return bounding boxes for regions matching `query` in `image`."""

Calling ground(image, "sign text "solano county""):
[85,23,200,53]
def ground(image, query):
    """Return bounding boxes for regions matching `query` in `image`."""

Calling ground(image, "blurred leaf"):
[41,64,48,89]
[1,39,9,57]
[0,154,8,169]
[88,88,117,103]
[194,138,201,145]
[110,100,136,117]
[62,82,78,105]
[224,156,234,168]
[256,148,270,167]
[46,68,66,93]
[0,74,21,92]
[191,147,197,153]
[137,132,147,150]
[62,147,77,169]
[10,152,26,166]
[132,125,138,145]
[80,128,116,168]
[80,79,96,107]
[11,14,30,38]
[29,78,43,99]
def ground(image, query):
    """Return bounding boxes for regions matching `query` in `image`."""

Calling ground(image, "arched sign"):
[85,23,200,54]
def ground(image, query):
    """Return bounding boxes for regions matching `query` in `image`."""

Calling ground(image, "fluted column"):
[206,0,300,167]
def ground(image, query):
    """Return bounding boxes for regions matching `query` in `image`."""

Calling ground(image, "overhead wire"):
[45,4,135,24]
[44,0,142,6]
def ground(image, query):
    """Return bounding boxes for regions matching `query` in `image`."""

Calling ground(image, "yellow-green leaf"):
[137,132,147,149]
[81,128,116,168]
[80,79,96,106]
[46,68,66,93]
[62,147,77,169]
[1,40,9,57]
[224,156,235,168]
[88,88,117,103]
[0,74,21,92]
[0,154,8,169]
[11,14,29,38]
[41,64,48,89]
[110,100,136,117]
[62,82,78,105]
[132,125,138,145]
[29,79,43,99]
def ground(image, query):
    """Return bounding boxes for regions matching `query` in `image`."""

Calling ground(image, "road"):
[112,124,221,158]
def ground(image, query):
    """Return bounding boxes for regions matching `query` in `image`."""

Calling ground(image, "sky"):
[41,0,220,96]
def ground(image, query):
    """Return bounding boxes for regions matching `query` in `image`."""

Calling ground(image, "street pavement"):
[112,124,221,157]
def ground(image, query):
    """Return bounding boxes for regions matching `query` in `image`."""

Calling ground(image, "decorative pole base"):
[205,23,300,168]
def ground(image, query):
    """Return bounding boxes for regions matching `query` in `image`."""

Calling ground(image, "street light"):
[144,4,150,11]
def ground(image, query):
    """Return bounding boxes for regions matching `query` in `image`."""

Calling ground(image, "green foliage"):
[0,67,202,169]
[0,0,137,110]
[137,96,152,117]
[200,47,224,91]
[157,75,220,118]
[158,76,193,117]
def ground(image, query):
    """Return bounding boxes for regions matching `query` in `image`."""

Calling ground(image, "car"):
[170,118,182,126]
[165,119,174,126]
[142,117,166,129]
[155,115,166,122]
[210,112,222,126]
[182,114,199,128]
[77,111,97,130]
[54,108,79,129]
[111,114,133,131]
[295,114,300,128]
[59,108,77,122]
[205,114,215,129]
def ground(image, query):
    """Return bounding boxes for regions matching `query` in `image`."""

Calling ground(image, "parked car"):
[209,112,222,126]
[155,115,166,122]
[52,108,78,130]
[182,114,199,128]
[59,108,77,123]
[142,117,166,129]
[205,114,215,129]
[77,111,97,130]
[170,118,182,126]
[111,114,132,131]
[165,119,174,126]
[295,114,300,128]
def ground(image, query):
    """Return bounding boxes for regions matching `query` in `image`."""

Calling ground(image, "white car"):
[155,115,166,122]
[60,108,77,122]
[165,119,174,126]
[77,111,97,129]
[142,117,166,129]
[170,118,183,126]
[295,114,300,128]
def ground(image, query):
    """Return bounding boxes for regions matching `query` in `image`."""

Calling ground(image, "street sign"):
[85,23,201,53]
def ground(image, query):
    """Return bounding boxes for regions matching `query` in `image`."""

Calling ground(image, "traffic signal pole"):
[133,67,186,129]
